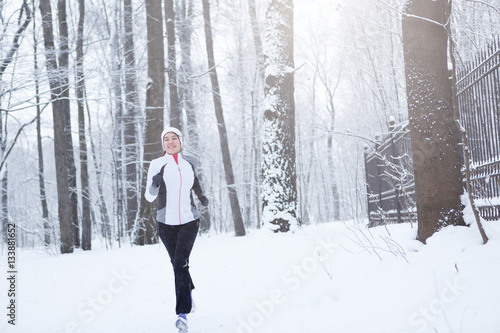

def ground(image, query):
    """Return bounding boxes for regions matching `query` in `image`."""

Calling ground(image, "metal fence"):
[365,38,500,226]
[457,38,500,221]
[364,120,416,227]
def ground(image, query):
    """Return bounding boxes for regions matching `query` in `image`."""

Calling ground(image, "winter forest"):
[1,0,500,332]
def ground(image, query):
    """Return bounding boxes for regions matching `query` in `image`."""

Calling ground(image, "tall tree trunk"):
[37,104,50,246]
[389,13,403,122]
[237,48,251,228]
[76,0,91,250]
[247,0,265,82]
[262,0,298,232]
[402,0,465,243]
[123,0,139,235]
[178,0,211,232]
[327,117,340,221]
[165,0,182,129]
[247,0,264,229]
[111,0,125,240]
[85,94,112,248]
[33,1,50,246]
[322,75,340,221]
[251,92,261,228]
[137,0,165,245]
[39,0,74,253]
[201,0,246,236]
[57,0,80,248]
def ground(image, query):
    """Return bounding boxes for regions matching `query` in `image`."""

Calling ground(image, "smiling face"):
[163,132,181,155]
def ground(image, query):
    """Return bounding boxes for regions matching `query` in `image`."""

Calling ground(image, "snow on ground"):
[1,219,500,333]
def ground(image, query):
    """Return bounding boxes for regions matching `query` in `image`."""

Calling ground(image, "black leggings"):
[158,220,199,314]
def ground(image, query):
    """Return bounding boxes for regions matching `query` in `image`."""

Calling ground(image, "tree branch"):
[465,0,500,16]
[0,0,32,78]
[0,112,41,174]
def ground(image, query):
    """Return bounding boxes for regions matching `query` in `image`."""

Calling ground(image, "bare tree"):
[262,0,298,232]
[165,0,182,129]
[32,0,50,247]
[123,0,140,235]
[137,0,165,245]
[178,0,211,231]
[86,95,112,248]
[402,0,465,243]
[57,0,80,248]
[39,0,74,253]
[246,0,264,229]
[201,0,246,236]
[323,76,341,221]
[76,0,91,250]
[247,0,264,81]
[0,0,32,77]
[111,0,125,242]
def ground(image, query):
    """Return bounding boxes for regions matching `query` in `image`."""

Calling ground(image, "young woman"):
[144,127,208,332]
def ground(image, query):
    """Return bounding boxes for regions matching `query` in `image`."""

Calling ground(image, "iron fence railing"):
[365,38,500,226]
[457,38,500,221]
[365,121,416,227]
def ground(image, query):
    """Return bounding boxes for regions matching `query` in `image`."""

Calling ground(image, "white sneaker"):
[175,313,188,332]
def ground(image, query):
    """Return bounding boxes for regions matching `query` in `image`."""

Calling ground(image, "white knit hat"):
[161,127,182,151]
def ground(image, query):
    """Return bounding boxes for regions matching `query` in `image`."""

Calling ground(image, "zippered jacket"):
[145,153,205,225]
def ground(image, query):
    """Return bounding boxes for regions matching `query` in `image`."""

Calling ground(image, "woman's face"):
[163,132,181,155]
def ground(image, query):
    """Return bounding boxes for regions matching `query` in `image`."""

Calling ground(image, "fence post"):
[364,147,371,223]
[389,118,403,224]
[374,137,382,225]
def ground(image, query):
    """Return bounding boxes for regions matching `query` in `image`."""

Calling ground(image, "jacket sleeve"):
[184,155,206,201]
[144,158,162,202]
[192,174,205,200]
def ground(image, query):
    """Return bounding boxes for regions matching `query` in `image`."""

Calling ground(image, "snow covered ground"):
[2,217,500,333]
